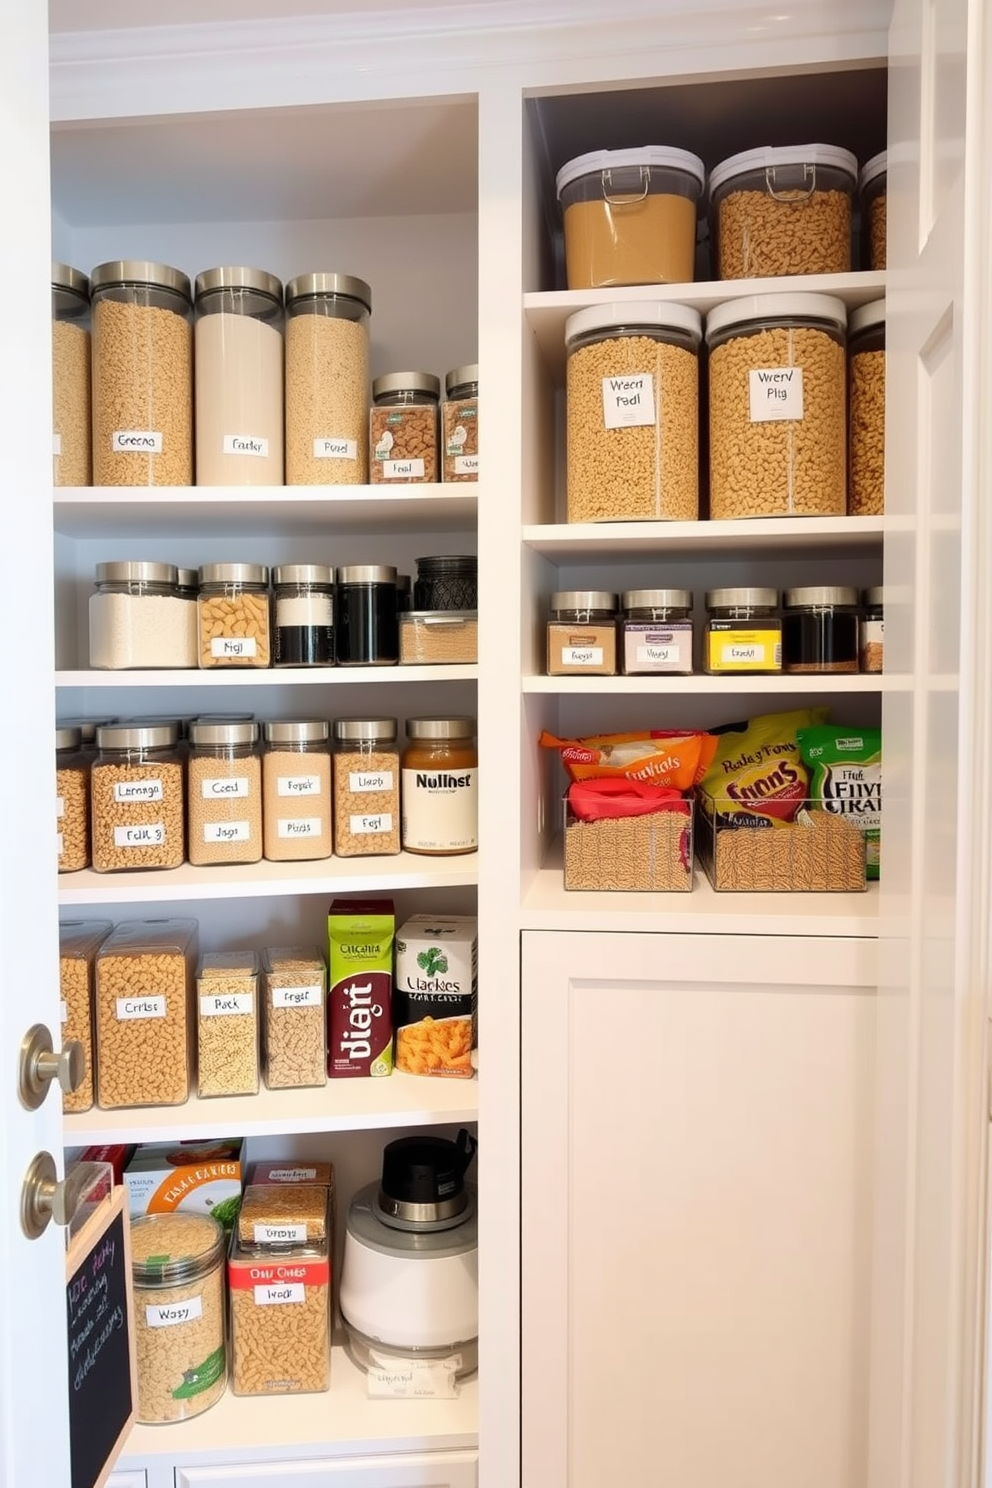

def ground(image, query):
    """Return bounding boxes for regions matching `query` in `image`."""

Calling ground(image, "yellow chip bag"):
[699,708,829,826]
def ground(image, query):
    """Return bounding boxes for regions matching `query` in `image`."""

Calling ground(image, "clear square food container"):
[228,1233,331,1396]
[196,950,260,1097]
[695,792,868,892]
[94,918,198,1107]
[562,794,694,892]
[399,609,478,664]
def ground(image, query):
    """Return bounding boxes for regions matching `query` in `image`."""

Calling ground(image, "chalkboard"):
[65,1187,136,1488]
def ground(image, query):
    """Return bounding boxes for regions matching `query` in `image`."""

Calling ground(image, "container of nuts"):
[197,563,271,669]
[94,919,197,1108]
[131,1212,227,1423]
[90,722,185,872]
[59,919,112,1114]
[197,951,260,1098]
[261,946,327,1090]
[370,372,440,484]
[709,143,857,279]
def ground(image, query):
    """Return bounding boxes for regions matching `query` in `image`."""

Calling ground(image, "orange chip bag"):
[540,730,714,792]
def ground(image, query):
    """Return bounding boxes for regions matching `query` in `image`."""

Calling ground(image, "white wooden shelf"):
[524,673,894,696]
[523,515,885,560]
[56,666,478,689]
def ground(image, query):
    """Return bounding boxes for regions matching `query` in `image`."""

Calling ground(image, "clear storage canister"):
[706,293,847,519]
[782,586,860,673]
[860,150,887,270]
[131,1213,226,1423]
[401,717,478,856]
[332,717,401,857]
[709,144,857,279]
[547,592,618,676]
[556,146,705,290]
[371,373,439,484]
[229,1233,330,1396]
[194,266,284,486]
[94,918,197,1108]
[90,260,193,486]
[621,589,693,675]
[848,299,885,516]
[442,364,479,481]
[91,722,185,872]
[262,719,332,862]
[89,560,198,669]
[52,263,91,487]
[272,564,334,667]
[261,945,327,1090]
[188,720,262,866]
[565,302,701,522]
[198,562,271,668]
[336,565,399,665]
[59,919,112,1114]
[861,586,884,673]
[285,272,371,485]
[57,726,90,873]
[704,588,782,675]
[197,950,260,1098]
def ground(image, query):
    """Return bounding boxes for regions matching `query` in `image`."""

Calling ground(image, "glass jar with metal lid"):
[414,554,478,611]
[565,302,701,522]
[442,364,479,482]
[197,563,271,668]
[709,144,857,279]
[176,567,198,600]
[621,589,693,675]
[861,586,884,673]
[52,262,91,487]
[704,588,782,675]
[262,719,332,862]
[336,565,398,666]
[89,561,198,670]
[860,150,887,270]
[285,271,372,486]
[547,591,618,676]
[370,373,440,484]
[333,718,401,856]
[272,564,335,667]
[57,726,90,873]
[131,1213,227,1423]
[194,266,284,486]
[782,586,860,674]
[188,721,262,866]
[401,717,478,856]
[91,722,185,871]
[848,299,885,516]
[90,260,193,486]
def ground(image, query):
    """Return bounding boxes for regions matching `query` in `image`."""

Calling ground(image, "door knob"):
[18,1023,85,1110]
[21,1152,99,1240]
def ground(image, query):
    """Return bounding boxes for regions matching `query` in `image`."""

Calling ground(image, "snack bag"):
[699,707,829,826]
[798,725,881,878]
[540,729,716,791]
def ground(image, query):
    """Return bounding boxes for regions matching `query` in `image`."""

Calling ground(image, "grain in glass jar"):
[370,373,439,483]
[194,266,284,486]
[57,726,90,872]
[547,592,618,676]
[565,302,701,522]
[188,720,262,866]
[620,589,693,675]
[860,150,887,270]
[90,260,193,486]
[442,364,479,481]
[262,719,332,862]
[332,718,401,856]
[91,722,185,871]
[336,565,398,665]
[131,1213,227,1423]
[261,946,327,1090]
[198,563,271,668]
[704,588,782,675]
[59,919,112,1115]
[197,950,260,1098]
[52,262,91,487]
[285,272,371,485]
[782,586,860,673]
[709,144,857,279]
[706,293,847,518]
[413,554,477,610]
[89,561,198,669]
[861,587,884,673]
[94,918,197,1108]
[848,299,885,516]
[402,717,478,855]
[272,564,334,667]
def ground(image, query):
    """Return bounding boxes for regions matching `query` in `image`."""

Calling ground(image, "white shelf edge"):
[523,515,886,556]
[55,666,478,689]
[523,674,894,695]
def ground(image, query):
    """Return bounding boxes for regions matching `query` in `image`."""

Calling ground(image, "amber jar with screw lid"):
[401,717,478,856]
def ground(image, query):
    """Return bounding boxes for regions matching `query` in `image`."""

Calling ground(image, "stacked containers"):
[51,263,91,487]
[194,267,284,485]
[285,272,371,485]
[709,144,858,279]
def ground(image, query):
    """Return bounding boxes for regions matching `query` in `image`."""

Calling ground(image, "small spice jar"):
[272,564,335,668]
[194,265,284,486]
[860,150,887,270]
[370,373,440,483]
[89,561,199,670]
[262,719,333,862]
[782,586,860,673]
[401,717,478,856]
[704,588,782,675]
[57,726,90,873]
[131,1213,227,1424]
[91,722,185,871]
[442,364,479,481]
[197,950,260,1098]
[197,563,271,668]
[848,299,885,516]
[413,554,477,611]
[336,565,399,666]
[861,586,884,673]
[621,589,693,675]
[188,720,263,866]
[332,718,401,856]
[547,592,618,676]
[709,143,857,279]
[284,272,372,486]
[90,260,193,486]
[52,262,91,487]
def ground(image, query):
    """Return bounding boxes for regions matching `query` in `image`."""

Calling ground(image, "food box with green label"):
[394,913,477,1078]
[124,1138,243,1234]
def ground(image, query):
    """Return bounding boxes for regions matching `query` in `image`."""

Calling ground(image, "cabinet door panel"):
[522,931,875,1488]
[107,1474,147,1488]
[175,1451,477,1488]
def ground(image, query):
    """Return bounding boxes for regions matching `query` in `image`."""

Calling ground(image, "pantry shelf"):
[524,674,896,696]
[523,515,885,560]
[55,665,478,688]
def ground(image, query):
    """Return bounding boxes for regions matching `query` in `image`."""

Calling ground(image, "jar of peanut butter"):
[401,717,478,855]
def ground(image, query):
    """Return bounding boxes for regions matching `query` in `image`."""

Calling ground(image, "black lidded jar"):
[413,554,477,611]
[336,564,399,666]
[782,585,860,673]
[272,564,335,667]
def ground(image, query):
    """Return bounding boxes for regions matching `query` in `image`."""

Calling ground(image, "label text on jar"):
[211,636,258,659]
[116,995,167,1020]
[112,430,163,453]
[203,820,251,843]
[563,646,603,667]
[313,437,358,460]
[272,984,322,1008]
[348,770,393,792]
[114,779,163,803]
[277,817,323,838]
[748,367,804,422]
[454,454,479,475]
[254,1282,306,1306]
[113,823,166,847]
[349,813,393,834]
[601,373,655,430]
[200,993,254,1017]
[277,775,321,796]
[200,776,250,799]
[222,434,269,457]
[146,1296,202,1328]
[253,1224,307,1245]
[382,458,426,479]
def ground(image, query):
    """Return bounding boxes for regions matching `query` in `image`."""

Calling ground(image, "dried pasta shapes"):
[396,1015,474,1076]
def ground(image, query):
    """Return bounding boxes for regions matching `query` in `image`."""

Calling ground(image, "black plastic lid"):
[380,1132,473,1205]
[416,555,477,575]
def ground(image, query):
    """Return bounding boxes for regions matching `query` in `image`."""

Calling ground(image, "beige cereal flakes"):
[332,747,401,856]
[229,1243,331,1395]
[564,809,692,892]
[868,193,887,270]
[705,809,866,892]
[57,761,90,872]
[95,921,196,1108]
[188,752,263,866]
[90,758,185,872]
[197,952,260,1098]
[59,920,112,1115]
[131,1213,227,1424]
[261,748,332,862]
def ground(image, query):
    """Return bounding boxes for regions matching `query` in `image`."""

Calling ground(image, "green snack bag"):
[797,725,881,879]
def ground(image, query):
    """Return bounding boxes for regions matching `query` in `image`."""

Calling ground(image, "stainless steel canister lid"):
[333,718,398,743]
[783,586,860,607]
[863,586,885,606]
[96,723,180,751]
[372,372,441,400]
[56,726,82,751]
[337,565,398,585]
[273,565,335,586]
[406,717,476,740]
[188,721,260,747]
[285,272,372,311]
[551,591,618,611]
[94,561,177,586]
[198,563,269,586]
[622,589,692,609]
[194,265,283,302]
[445,364,479,395]
[262,719,330,744]
[706,587,779,609]
[90,260,192,302]
[176,568,198,592]
[52,262,90,298]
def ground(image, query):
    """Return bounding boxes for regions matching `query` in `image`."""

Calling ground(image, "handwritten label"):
[112,430,163,453]
[349,812,393,834]
[254,1282,306,1306]
[116,996,166,1021]
[211,636,258,658]
[313,437,358,460]
[203,820,251,843]
[348,770,393,792]
[382,458,426,479]
[199,775,250,799]
[223,434,269,457]
[253,1224,306,1246]
[602,373,655,429]
[454,454,479,475]
[145,1295,202,1328]
[563,646,603,667]
[277,775,321,797]
[200,993,254,1017]
[277,817,323,838]
[749,366,804,422]
[113,823,166,847]
[366,1353,461,1399]
[272,984,322,1009]
[114,779,163,803]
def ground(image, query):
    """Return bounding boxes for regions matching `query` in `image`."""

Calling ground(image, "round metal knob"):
[18,1024,85,1110]
[20,1153,98,1240]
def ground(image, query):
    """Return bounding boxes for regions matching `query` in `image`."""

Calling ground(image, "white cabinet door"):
[107,1474,147,1488]
[521,931,876,1488]
[175,1450,477,1487]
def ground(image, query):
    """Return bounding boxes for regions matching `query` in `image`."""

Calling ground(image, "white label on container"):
[56,796,65,819]
[211,636,257,659]
[749,367,804,422]
[56,833,64,855]
[113,823,166,847]
[454,454,479,475]
[146,1296,202,1328]
[200,775,250,800]
[349,812,393,834]
[254,1282,306,1306]
[52,432,62,457]
[223,434,269,457]
[382,458,426,479]
[112,430,163,454]
[720,642,766,665]
[277,775,322,797]
[202,820,251,843]
[116,995,166,1020]
[253,1223,307,1245]
[348,770,394,793]
[272,984,322,1009]
[313,437,358,461]
[563,646,604,666]
[200,993,254,1017]
[638,643,680,664]
[401,765,478,853]
[601,373,655,429]
[267,1167,316,1181]
[366,1354,461,1400]
[114,779,163,803]
[862,620,884,645]
[60,1000,68,1024]
[277,816,323,838]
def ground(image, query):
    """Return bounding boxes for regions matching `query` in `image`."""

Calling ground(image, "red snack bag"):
[567,778,689,822]
[540,729,710,791]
